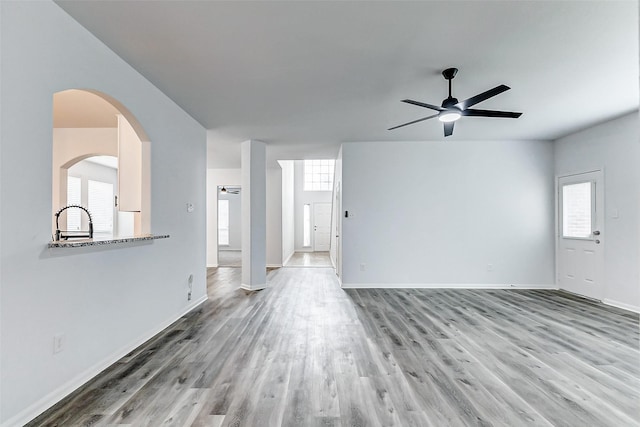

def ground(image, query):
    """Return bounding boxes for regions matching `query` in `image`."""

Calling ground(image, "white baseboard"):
[340,283,558,290]
[283,251,295,266]
[603,298,640,313]
[2,296,208,427]
[209,264,282,269]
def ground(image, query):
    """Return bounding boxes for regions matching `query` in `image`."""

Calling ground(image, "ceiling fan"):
[389,68,522,137]
[219,186,240,195]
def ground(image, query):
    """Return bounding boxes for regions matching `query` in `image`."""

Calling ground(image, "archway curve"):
[61,153,114,170]
[82,89,150,143]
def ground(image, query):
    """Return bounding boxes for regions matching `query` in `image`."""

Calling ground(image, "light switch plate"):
[186,203,194,213]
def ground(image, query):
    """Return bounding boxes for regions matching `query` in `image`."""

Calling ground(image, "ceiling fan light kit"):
[389,67,522,137]
[438,111,461,123]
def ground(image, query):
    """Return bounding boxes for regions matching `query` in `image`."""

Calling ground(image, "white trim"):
[241,283,267,291]
[340,283,558,290]
[3,296,208,427]
[267,264,282,268]
[207,263,219,268]
[603,298,640,313]
[283,251,295,267]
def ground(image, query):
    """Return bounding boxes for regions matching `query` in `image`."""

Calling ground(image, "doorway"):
[557,170,604,300]
[282,159,334,268]
[217,185,241,267]
[313,202,332,251]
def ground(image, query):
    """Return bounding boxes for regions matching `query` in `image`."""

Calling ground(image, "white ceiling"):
[57,1,639,168]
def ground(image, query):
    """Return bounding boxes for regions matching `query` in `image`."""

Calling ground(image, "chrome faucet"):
[54,205,93,241]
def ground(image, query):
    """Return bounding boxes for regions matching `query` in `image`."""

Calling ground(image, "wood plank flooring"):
[284,252,332,267]
[28,267,640,426]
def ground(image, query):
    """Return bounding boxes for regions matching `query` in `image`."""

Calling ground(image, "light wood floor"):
[28,267,640,426]
[218,250,241,267]
[285,251,332,267]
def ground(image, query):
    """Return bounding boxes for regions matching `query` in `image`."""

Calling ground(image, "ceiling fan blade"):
[388,114,438,130]
[455,84,510,110]
[401,99,445,111]
[463,109,522,118]
[444,122,454,137]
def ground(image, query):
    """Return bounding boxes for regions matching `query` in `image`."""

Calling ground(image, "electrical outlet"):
[487,264,494,272]
[53,334,64,354]
[188,274,193,301]
[360,263,366,271]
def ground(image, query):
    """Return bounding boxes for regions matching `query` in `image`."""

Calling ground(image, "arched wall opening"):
[52,89,151,238]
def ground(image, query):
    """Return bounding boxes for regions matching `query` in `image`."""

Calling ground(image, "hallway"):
[284,251,332,267]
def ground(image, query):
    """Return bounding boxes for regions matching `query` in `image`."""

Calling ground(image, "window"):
[303,204,311,247]
[304,159,334,191]
[66,176,82,231]
[562,181,592,238]
[88,180,114,234]
[218,199,229,245]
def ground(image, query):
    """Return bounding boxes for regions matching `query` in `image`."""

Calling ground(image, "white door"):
[314,202,332,252]
[557,171,604,300]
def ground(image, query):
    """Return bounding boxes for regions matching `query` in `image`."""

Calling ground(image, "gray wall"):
[1,2,206,424]
[340,140,556,287]
[554,112,640,310]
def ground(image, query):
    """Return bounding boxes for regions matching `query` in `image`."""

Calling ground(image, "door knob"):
[595,239,601,244]
[593,230,600,236]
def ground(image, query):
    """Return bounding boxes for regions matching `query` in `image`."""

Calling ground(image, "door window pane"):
[562,182,592,238]
[304,159,335,191]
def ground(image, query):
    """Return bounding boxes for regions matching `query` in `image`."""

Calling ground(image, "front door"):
[313,202,332,252]
[557,171,604,300]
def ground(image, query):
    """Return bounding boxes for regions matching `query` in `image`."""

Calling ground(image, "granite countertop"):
[48,234,169,248]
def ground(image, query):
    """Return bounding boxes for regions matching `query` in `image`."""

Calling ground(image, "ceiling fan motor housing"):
[441,97,459,108]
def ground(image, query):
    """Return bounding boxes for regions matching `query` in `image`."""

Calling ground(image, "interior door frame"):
[555,169,605,300]
[334,181,341,279]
